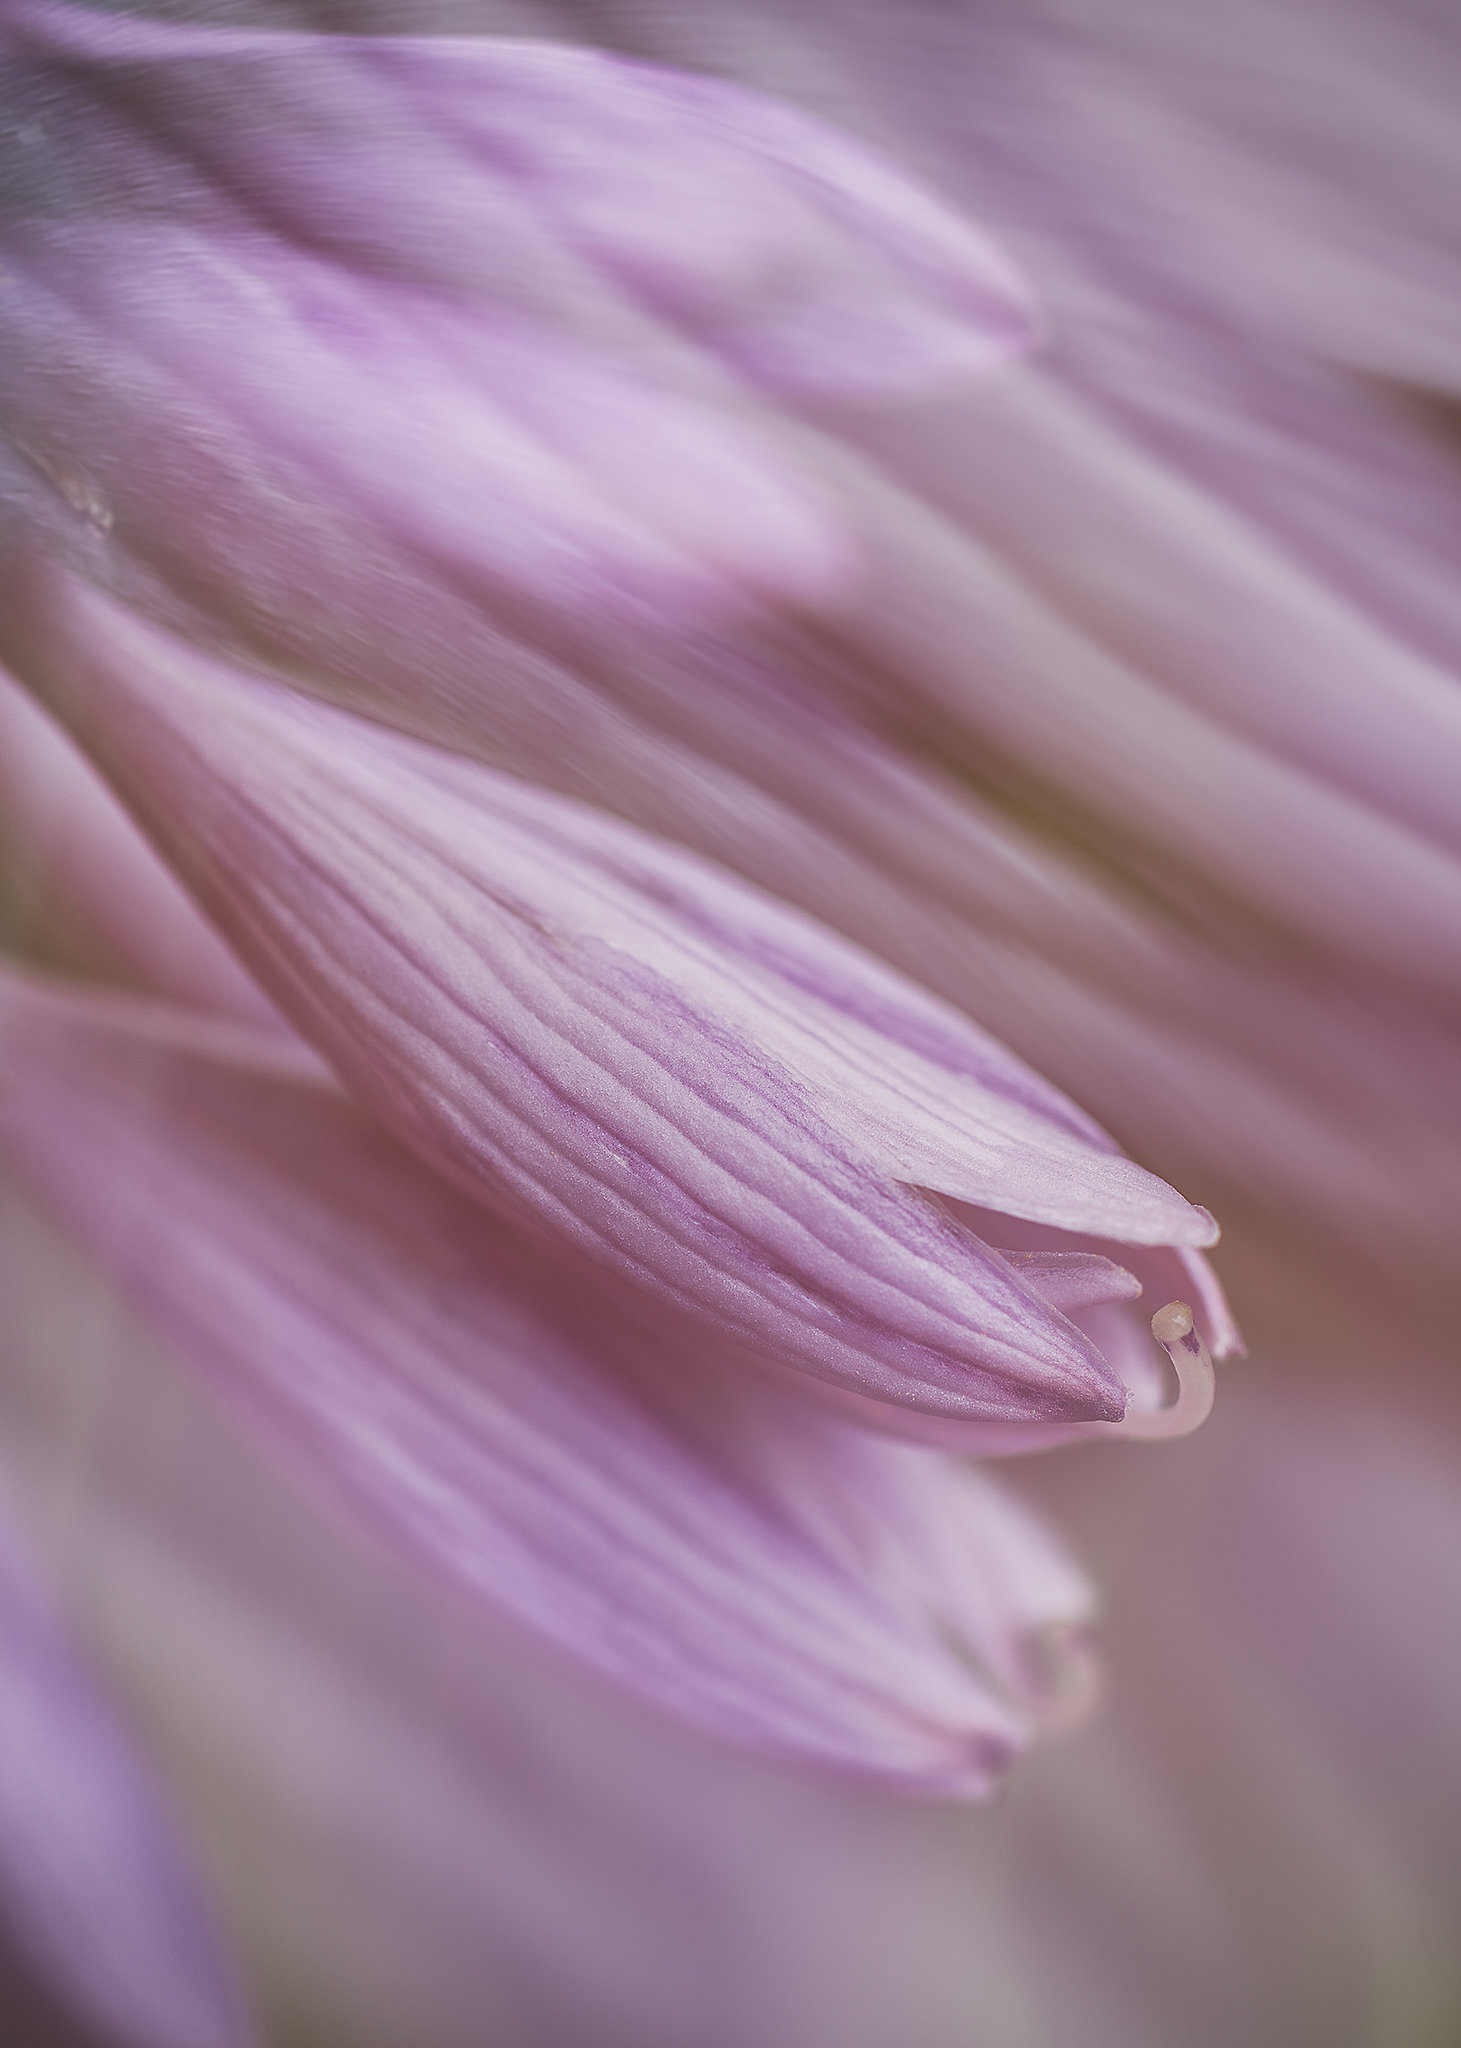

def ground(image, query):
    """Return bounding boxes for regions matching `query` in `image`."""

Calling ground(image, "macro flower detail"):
[7,570,1226,1441]
[0,0,1238,1853]
[0,5,1343,2042]
[0,964,1098,1792]
[0,1510,251,2048]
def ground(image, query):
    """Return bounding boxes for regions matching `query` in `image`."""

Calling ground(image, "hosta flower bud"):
[11,572,1225,1437]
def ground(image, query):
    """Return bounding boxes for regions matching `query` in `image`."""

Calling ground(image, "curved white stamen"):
[1100,1299,1216,1442]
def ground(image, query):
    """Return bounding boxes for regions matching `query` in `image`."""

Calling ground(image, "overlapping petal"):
[0,1,1434,1388]
[0,661,285,1020]
[0,965,1095,1791]
[628,0,1461,1355]
[0,0,1034,662]
[0,0,1450,2040]
[9,574,1226,1428]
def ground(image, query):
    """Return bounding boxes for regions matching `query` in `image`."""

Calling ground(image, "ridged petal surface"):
[0,968,1094,1792]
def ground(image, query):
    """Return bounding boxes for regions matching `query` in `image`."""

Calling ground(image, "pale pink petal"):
[0,2,1036,662]
[0,966,1097,1789]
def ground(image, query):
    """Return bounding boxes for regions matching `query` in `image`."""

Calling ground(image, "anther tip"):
[1151,1299,1194,1345]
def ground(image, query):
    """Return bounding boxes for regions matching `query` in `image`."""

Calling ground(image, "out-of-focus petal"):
[1028,0,1461,388]
[832,374,1461,998]
[225,0,1449,1378]
[0,0,1035,400]
[5,0,1451,1377]
[14,579,1223,1426]
[0,1,1035,658]
[0,1169,1092,2048]
[995,1367,1461,2048]
[0,1512,252,2048]
[0,965,1095,1792]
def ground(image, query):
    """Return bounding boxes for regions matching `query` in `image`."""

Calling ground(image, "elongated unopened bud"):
[9,573,1224,1439]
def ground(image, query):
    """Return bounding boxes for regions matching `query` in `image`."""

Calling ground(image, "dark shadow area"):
[0,1923,125,2048]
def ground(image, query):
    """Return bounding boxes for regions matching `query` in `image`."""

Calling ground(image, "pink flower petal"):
[15,578,1219,1428]
[0,967,1095,1792]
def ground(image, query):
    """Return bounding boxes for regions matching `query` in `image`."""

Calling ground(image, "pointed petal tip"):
[1189,1202,1222,1248]
[994,1247,1144,1313]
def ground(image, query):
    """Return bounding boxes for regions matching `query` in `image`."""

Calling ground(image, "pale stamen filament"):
[1103,1300,1215,1442]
